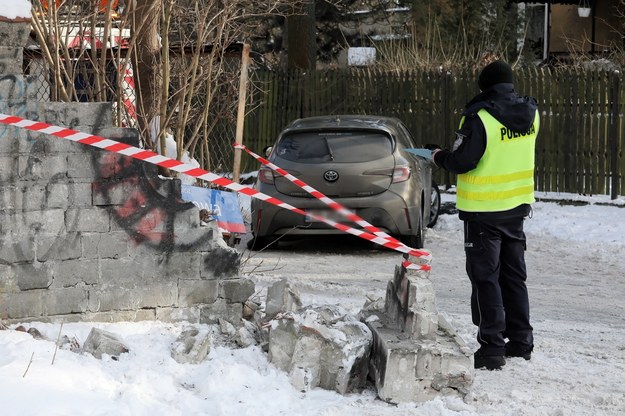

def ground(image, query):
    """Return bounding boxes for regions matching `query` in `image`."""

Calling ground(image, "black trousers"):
[464,218,533,355]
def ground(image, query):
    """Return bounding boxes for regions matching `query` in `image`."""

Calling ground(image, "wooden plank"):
[589,69,599,194]
[553,68,563,192]
[553,67,562,193]
[535,66,545,193]
[524,67,539,192]
[531,67,542,191]
[232,44,251,183]
[526,67,542,192]
[616,72,625,196]
[564,68,576,193]
[597,71,608,194]
[544,66,556,192]
[579,68,591,194]
[318,70,324,115]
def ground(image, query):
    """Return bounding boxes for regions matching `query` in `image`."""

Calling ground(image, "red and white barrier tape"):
[234,143,431,260]
[0,113,431,271]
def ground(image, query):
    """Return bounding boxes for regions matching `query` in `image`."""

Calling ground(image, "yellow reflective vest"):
[456,109,539,212]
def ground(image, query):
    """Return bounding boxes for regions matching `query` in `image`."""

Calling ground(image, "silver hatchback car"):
[248,115,433,250]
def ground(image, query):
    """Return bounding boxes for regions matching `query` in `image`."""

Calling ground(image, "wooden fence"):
[243,68,624,198]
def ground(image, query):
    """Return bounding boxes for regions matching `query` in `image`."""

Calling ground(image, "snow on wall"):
[1,0,31,20]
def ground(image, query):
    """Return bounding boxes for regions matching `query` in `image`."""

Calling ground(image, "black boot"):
[474,349,506,370]
[505,342,533,360]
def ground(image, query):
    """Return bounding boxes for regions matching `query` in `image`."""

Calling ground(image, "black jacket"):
[433,83,539,221]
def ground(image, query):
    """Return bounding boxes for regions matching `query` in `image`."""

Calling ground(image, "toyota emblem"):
[323,170,339,182]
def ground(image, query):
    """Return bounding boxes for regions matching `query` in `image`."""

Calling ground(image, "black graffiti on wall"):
[91,141,214,256]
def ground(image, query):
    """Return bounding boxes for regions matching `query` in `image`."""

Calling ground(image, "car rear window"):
[275,131,393,163]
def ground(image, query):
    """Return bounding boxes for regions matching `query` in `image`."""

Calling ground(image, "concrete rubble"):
[82,328,129,360]
[267,304,372,394]
[170,326,214,364]
[264,278,369,393]
[264,255,473,403]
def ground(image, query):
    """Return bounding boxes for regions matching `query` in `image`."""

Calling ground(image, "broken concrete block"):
[264,278,302,321]
[199,298,243,326]
[237,319,261,348]
[364,317,473,403]
[404,309,439,341]
[267,318,298,371]
[219,278,255,304]
[360,253,473,403]
[384,263,439,340]
[170,326,213,364]
[288,333,324,392]
[82,328,129,360]
[268,305,372,395]
[219,318,237,337]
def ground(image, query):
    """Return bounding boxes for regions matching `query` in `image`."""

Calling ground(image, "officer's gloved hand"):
[424,144,442,165]
[424,143,441,151]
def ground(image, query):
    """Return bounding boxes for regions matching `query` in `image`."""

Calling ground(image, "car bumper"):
[251,189,420,238]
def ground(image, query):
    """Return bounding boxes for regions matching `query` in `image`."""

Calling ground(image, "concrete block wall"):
[0,20,251,325]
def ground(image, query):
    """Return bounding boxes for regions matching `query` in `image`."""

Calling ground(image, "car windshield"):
[275,131,393,163]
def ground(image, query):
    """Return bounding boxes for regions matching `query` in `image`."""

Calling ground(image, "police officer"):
[431,60,538,370]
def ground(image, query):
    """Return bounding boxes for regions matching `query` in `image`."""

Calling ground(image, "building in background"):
[517,0,624,63]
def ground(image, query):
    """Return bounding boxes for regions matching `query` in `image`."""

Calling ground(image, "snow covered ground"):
[1,191,625,416]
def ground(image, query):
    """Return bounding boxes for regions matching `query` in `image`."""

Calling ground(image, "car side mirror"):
[263,146,273,157]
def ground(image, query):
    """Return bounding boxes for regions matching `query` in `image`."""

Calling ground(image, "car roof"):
[283,115,405,137]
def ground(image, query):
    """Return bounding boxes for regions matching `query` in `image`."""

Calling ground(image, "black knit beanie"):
[478,60,514,91]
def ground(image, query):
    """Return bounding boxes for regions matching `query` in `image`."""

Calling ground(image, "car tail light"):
[258,167,274,184]
[392,166,411,183]
[364,166,411,183]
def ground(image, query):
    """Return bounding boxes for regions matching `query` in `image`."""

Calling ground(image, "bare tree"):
[30,0,307,176]
[374,0,522,71]
[31,0,122,102]
[30,0,136,127]
[160,1,307,174]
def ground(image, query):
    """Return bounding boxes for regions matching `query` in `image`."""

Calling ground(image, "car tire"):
[400,210,423,249]
[427,180,441,228]
[246,235,274,251]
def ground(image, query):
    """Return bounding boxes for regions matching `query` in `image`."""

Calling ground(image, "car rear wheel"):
[246,235,274,251]
[428,180,441,228]
[400,210,423,249]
